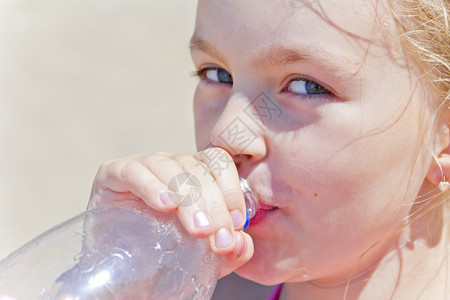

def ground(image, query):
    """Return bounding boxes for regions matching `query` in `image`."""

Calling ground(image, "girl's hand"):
[88,147,254,278]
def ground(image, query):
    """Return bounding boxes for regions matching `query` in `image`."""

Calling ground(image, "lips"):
[249,207,278,226]
[240,175,280,226]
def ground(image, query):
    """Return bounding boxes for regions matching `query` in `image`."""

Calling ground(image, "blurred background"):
[0,0,197,259]
[0,0,274,298]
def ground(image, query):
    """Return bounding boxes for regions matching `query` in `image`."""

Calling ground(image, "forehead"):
[194,0,396,66]
[196,0,386,34]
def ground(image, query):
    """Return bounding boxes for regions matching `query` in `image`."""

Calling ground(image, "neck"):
[281,203,449,299]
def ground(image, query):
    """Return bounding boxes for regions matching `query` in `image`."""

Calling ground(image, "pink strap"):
[267,284,283,300]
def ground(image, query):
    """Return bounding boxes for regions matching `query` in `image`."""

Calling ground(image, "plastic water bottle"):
[0,178,258,299]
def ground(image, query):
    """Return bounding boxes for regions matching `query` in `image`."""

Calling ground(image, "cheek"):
[269,108,424,239]
[193,89,221,149]
[193,102,208,148]
[276,98,425,202]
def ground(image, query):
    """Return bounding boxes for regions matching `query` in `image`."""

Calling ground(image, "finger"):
[140,154,217,239]
[195,148,246,230]
[88,188,139,209]
[218,231,254,278]
[91,158,177,212]
[169,154,232,241]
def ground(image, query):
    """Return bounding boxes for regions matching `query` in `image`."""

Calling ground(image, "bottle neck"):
[240,177,259,230]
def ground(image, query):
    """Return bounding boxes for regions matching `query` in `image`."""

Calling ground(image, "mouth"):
[249,206,278,226]
[240,175,282,227]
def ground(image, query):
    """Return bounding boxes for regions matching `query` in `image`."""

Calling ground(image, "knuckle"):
[97,159,127,182]
[142,178,158,196]
[193,156,210,171]
[144,155,174,170]
[215,147,233,160]
[197,147,234,163]
[174,153,195,164]
[175,154,203,171]
[222,187,244,202]
[118,160,140,181]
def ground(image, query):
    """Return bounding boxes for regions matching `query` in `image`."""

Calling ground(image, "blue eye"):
[286,79,329,95]
[198,68,233,84]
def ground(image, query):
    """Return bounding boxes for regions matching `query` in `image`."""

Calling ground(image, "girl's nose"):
[210,92,268,165]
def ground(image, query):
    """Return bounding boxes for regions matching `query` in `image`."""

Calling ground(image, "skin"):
[90,0,450,298]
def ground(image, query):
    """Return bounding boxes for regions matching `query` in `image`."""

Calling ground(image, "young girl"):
[89,0,450,298]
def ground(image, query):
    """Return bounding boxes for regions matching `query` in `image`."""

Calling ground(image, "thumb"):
[219,231,254,278]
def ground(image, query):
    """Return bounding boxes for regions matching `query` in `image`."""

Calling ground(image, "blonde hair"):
[389,0,449,107]
[389,0,450,211]
[344,2,450,298]
[388,0,450,243]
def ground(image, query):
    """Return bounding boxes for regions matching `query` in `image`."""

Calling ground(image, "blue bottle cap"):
[243,210,250,230]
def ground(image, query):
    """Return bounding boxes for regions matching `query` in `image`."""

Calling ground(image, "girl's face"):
[191,0,436,285]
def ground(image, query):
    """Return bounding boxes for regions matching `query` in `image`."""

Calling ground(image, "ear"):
[426,115,450,185]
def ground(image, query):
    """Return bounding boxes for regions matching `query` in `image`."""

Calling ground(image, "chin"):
[234,255,285,286]
[235,268,282,286]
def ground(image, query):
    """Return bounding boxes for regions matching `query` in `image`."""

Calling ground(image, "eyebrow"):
[190,35,228,65]
[190,34,361,80]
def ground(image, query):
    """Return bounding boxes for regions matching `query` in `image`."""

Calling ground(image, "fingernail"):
[194,211,211,227]
[236,231,246,256]
[230,210,245,228]
[160,191,176,206]
[215,228,233,248]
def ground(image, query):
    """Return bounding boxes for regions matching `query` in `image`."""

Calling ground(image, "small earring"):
[438,177,450,192]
